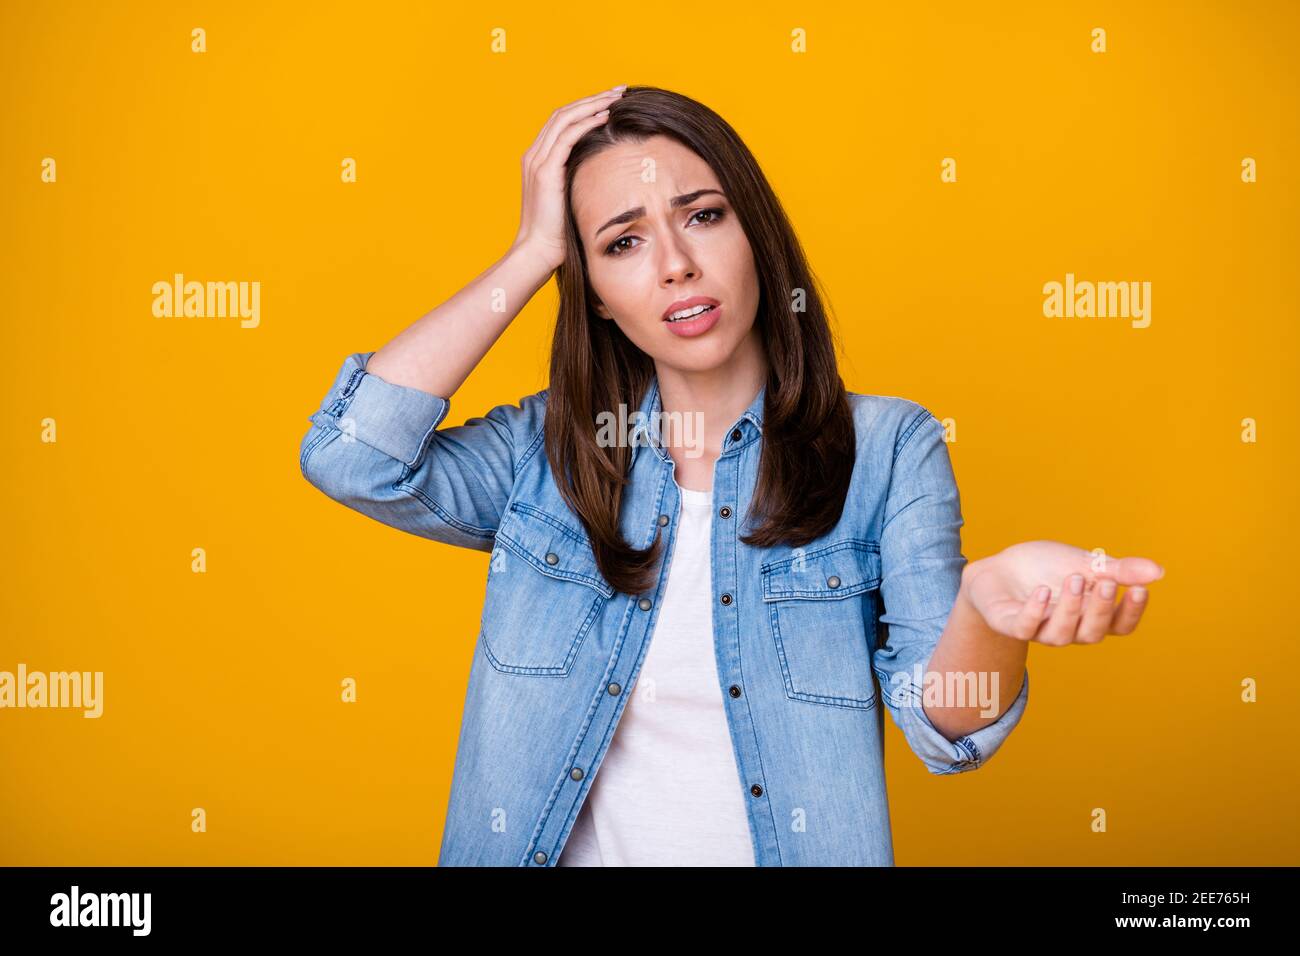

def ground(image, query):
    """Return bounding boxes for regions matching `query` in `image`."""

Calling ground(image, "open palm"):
[963,541,1164,645]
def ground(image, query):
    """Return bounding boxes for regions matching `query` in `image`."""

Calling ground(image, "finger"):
[1039,573,1087,645]
[1109,585,1150,635]
[1090,553,1165,586]
[1075,577,1118,644]
[1005,584,1053,640]
[530,87,626,170]
[526,87,624,159]
[545,105,617,166]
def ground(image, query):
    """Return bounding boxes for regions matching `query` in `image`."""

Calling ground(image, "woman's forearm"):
[363,240,557,399]
[921,561,1030,741]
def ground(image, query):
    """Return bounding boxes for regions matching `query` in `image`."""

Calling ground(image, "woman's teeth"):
[666,305,715,322]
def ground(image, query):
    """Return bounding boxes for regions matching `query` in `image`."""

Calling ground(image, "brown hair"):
[545,85,856,596]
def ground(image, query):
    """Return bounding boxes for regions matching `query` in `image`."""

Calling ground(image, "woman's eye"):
[606,235,638,257]
[604,208,726,257]
[691,207,725,226]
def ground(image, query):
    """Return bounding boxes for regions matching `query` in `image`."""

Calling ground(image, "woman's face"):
[570,134,762,375]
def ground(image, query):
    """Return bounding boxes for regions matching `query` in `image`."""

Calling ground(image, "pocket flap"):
[494,501,615,598]
[761,539,880,601]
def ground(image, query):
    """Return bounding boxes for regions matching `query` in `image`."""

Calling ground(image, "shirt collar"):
[629,371,766,468]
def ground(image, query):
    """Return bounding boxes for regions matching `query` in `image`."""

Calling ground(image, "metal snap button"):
[827,575,841,588]
[545,552,559,565]
[533,851,547,864]
[731,428,743,442]
[658,514,669,526]
[570,767,584,781]
[719,506,732,519]
[638,598,652,610]
[607,682,621,695]
[720,593,733,606]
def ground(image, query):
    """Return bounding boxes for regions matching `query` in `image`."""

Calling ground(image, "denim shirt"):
[300,352,1029,866]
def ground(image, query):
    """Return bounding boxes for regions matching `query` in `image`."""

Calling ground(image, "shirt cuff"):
[313,352,453,467]
[893,668,1030,775]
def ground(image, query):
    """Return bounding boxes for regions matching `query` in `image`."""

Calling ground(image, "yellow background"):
[2,0,1296,865]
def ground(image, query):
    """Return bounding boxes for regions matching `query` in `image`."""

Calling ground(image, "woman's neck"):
[654,334,766,493]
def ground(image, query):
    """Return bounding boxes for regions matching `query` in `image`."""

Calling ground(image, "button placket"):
[712,447,769,837]
[537,440,702,868]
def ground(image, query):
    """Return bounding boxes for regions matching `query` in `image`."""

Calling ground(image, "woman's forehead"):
[573,143,720,227]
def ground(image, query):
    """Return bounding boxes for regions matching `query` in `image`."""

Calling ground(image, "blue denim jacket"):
[300,352,1029,866]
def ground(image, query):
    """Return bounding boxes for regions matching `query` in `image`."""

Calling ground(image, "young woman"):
[299,85,1164,867]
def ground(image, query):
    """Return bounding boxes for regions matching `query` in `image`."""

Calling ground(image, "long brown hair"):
[545,85,856,596]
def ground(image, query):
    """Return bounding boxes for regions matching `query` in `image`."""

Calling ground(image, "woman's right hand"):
[513,85,627,273]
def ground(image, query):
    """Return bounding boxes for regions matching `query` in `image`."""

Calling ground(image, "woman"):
[299,85,1164,866]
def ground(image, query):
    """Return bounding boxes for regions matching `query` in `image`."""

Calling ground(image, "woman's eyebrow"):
[594,188,727,240]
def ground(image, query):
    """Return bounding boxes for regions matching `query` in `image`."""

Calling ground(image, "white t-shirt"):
[557,484,757,867]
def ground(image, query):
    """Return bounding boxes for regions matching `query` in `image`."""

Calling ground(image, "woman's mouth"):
[663,302,721,337]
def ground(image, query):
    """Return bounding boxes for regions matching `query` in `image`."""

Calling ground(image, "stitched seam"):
[396,479,497,540]
[480,593,601,676]
[771,604,877,710]
[341,366,367,397]
[893,406,932,465]
[299,423,332,476]
[495,532,610,596]
[760,538,879,574]
[515,394,548,475]
[762,580,879,601]
[407,412,443,468]
[510,501,591,547]
[723,456,780,865]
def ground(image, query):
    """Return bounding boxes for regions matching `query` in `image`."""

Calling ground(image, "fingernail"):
[1034,585,1050,602]
[1100,579,1116,599]
[1069,574,1083,595]
[612,84,627,91]
[1131,586,1147,603]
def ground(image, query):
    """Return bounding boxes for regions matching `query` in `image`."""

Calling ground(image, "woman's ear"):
[592,298,613,321]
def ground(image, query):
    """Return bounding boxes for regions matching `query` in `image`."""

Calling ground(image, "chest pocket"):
[481,501,614,676]
[761,539,881,710]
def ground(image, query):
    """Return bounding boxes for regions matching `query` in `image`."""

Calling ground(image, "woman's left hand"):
[962,541,1165,645]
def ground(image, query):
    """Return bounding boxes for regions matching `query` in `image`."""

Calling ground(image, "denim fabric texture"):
[300,352,1029,866]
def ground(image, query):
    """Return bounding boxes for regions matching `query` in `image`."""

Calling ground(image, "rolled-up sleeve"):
[902,668,1029,774]
[299,351,547,552]
[871,405,1029,775]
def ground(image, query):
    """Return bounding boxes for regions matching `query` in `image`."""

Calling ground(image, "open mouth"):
[664,304,718,323]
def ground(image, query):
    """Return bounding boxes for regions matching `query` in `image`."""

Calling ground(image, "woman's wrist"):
[508,234,564,278]
[959,555,991,598]
[956,556,1021,646]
